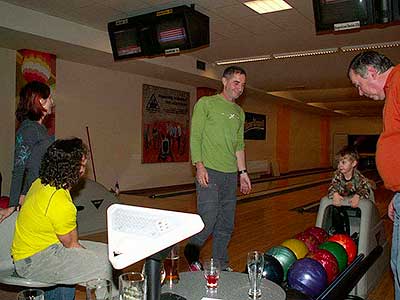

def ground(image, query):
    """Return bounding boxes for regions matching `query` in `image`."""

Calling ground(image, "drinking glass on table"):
[86,278,112,300]
[164,244,180,286]
[203,258,221,290]
[247,251,264,299]
[17,288,44,300]
[119,272,146,300]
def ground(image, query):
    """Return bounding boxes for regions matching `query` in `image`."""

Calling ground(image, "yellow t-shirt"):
[11,179,77,261]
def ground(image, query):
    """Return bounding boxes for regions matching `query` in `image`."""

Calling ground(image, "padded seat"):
[0,211,55,288]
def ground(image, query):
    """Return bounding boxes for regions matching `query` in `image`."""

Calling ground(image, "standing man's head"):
[348,51,394,101]
[40,138,88,190]
[221,66,246,102]
[336,145,359,178]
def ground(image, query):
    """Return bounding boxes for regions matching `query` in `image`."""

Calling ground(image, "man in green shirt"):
[185,66,252,271]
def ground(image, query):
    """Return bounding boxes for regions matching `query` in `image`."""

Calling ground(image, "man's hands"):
[196,162,209,187]
[0,206,16,223]
[239,173,251,195]
[388,196,395,221]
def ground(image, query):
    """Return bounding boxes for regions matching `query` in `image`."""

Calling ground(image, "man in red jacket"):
[348,50,399,299]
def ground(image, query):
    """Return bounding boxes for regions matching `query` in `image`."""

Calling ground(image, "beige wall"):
[0,48,16,194]
[56,59,198,191]
[241,93,278,166]
[289,111,322,171]
[331,116,382,135]
[0,47,384,194]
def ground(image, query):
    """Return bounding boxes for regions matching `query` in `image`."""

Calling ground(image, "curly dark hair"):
[39,138,88,189]
[16,81,51,122]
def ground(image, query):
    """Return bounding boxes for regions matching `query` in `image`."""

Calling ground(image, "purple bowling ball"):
[287,258,328,298]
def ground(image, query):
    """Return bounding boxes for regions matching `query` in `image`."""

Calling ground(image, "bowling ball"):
[308,249,339,284]
[304,226,328,244]
[327,233,357,264]
[295,231,320,253]
[287,258,328,298]
[318,241,348,272]
[281,238,309,259]
[262,254,284,285]
[266,245,297,281]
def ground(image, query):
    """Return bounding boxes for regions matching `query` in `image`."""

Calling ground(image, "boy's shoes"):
[223,266,234,272]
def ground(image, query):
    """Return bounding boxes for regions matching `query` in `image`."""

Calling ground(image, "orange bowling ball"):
[327,234,357,264]
[281,238,309,259]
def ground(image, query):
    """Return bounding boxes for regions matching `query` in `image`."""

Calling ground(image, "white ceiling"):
[1,0,399,117]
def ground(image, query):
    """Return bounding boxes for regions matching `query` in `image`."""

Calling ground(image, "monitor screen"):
[114,28,142,57]
[157,16,188,50]
[313,0,375,32]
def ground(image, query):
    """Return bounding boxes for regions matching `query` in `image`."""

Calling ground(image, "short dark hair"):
[348,51,394,78]
[222,66,247,79]
[40,138,88,189]
[336,145,359,162]
[16,81,51,122]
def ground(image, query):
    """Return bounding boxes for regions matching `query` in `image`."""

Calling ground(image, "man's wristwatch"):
[238,169,248,175]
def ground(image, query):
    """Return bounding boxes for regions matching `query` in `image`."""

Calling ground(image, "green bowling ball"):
[266,245,297,281]
[318,241,348,272]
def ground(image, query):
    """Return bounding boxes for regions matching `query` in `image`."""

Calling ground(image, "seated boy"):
[328,145,372,208]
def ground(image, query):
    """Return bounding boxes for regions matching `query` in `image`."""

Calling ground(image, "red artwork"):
[142,84,190,163]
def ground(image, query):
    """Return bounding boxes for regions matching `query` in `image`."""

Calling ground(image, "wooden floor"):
[0,180,395,299]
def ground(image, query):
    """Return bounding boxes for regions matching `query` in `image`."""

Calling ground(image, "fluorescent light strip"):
[215,55,272,65]
[273,48,339,59]
[213,41,400,65]
[340,41,400,52]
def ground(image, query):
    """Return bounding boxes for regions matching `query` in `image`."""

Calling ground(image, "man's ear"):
[367,66,379,79]
[221,77,227,87]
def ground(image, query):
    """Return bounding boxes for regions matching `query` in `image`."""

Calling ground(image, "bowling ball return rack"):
[286,245,383,300]
[314,192,390,299]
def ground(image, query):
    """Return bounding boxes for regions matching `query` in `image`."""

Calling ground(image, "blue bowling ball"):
[287,258,328,298]
[262,254,284,285]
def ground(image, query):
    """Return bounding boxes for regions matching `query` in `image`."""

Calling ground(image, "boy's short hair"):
[336,145,359,162]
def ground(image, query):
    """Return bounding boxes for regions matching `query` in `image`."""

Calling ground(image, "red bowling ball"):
[304,226,328,244]
[327,233,357,264]
[295,231,320,253]
[308,249,339,284]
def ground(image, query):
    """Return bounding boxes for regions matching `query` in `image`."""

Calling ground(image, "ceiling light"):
[244,0,292,14]
[273,48,339,59]
[340,41,400,52]
[215,55,272,65]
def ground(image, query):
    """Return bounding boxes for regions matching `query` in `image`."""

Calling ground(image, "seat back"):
[0,211,56,288]
[0,211,18,271]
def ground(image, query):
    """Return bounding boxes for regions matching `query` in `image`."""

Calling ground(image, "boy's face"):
[338,155,357,177]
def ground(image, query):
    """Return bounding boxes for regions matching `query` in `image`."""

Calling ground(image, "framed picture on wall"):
[142,84,190,163]
[244,112,266,140]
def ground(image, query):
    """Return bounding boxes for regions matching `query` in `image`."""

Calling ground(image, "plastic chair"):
[0,211,55,288]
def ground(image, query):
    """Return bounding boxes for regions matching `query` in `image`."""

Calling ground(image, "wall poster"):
[244,112,266,140]
[142,84,190,163]
[16,49,56,136]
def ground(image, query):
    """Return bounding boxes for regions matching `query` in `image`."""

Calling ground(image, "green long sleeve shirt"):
[190,94,245,173]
